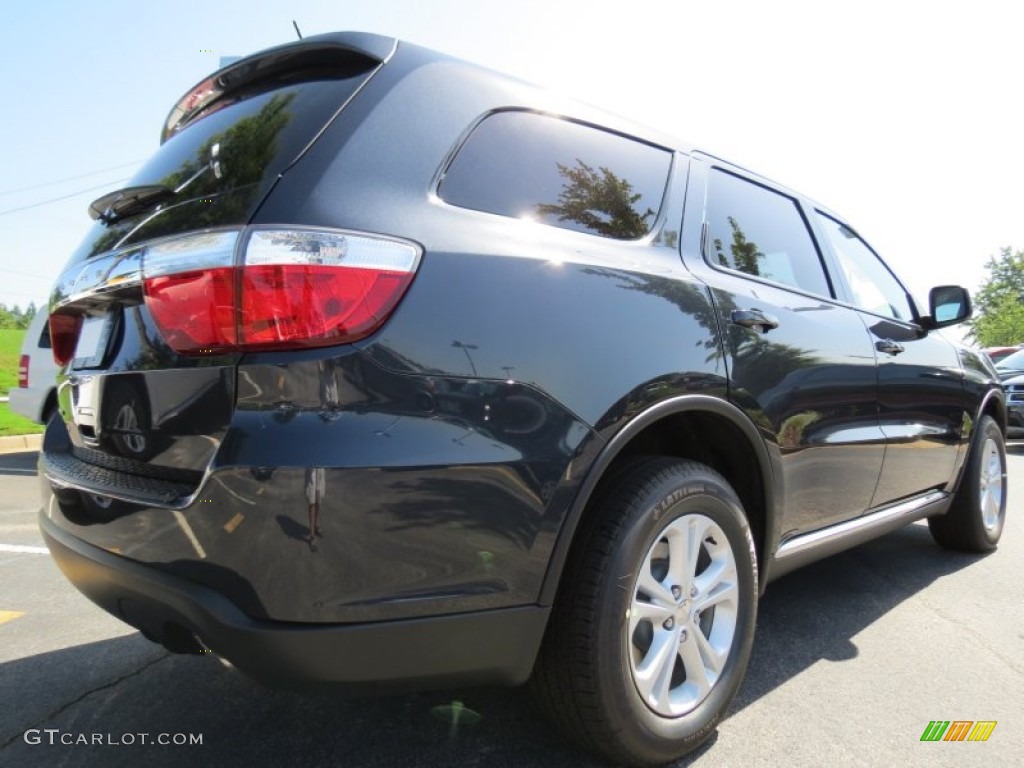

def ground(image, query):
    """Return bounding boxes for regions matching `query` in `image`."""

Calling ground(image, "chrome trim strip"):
[51,249,144,310]
[50,226,242,312]
[776,490,947,561]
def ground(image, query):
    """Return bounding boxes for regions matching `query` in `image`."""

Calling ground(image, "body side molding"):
[770,490,950,582]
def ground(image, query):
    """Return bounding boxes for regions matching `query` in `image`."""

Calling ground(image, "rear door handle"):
[875,339,905,355]
[731,308,780,333]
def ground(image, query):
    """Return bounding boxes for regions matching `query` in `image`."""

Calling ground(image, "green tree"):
[0,302,39,329]
[969,247,1024,346]
[537,160,654,239]
[713,217,762,276]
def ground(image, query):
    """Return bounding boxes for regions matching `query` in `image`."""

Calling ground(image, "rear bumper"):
[40,510,548,692]
[38,352,594,624]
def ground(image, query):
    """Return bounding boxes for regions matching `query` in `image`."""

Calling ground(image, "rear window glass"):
[71,57,377,262]
[439,111,672,240]
[135,69,373,204]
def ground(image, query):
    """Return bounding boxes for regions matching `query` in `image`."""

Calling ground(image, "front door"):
[811,211,965,506]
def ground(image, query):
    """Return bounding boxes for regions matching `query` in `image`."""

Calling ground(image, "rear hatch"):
[42,33,394,506]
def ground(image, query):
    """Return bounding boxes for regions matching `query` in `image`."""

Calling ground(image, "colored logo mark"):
[920,721,996,742]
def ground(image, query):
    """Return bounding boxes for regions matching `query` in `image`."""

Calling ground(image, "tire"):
[928,415,1007,552]
[532,458,758,766]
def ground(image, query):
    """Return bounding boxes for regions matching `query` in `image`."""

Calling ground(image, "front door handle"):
[731,308,780,334]
[875,339,905,356]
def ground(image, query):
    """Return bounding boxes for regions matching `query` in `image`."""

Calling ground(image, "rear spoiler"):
[161,32,398,143]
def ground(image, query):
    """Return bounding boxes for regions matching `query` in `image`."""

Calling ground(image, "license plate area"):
[71,313,114,370]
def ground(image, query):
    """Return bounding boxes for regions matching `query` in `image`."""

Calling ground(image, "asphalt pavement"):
[1,447,1022,767]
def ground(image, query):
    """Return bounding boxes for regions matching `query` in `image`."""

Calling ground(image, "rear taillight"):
[18,354,29,388]
[50,314,83,367]
[142,228,420,355]
[142,231,239,353]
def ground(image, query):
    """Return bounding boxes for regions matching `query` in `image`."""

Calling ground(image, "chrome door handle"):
[731,308,780,333]
[875,339,905,355]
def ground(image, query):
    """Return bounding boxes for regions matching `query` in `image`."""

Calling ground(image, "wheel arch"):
[539,395,780,605]
[949,386,1008,495]
[978,386,1007,436]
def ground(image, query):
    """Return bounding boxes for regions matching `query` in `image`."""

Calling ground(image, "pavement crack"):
[0,651,171,750]
[919,598,1024,678]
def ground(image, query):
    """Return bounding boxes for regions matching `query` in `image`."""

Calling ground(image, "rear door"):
[684,158,885,536]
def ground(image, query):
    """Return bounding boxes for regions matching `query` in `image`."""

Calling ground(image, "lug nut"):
[679,629,688,643]
[689,585,698,597]
[663,617,675,630]
[671,585,682,600]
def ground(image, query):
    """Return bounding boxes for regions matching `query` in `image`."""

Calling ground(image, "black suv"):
[39,32,1007,766]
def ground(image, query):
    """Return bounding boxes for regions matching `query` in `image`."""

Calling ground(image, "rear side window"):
[705,169,831,297]
[439,111,672,240]
[38,318,52,349]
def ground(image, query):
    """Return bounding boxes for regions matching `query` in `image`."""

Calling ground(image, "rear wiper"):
[89,144,223,224]
[88,185,176,224]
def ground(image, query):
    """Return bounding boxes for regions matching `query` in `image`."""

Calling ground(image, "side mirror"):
[922,285,971,329]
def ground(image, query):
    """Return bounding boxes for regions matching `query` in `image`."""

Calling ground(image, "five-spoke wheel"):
[532,458,757,767]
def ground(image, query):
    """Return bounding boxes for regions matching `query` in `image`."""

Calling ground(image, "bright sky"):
[2,0,1022,319]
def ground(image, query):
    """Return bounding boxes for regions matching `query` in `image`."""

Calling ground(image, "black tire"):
[928,415,1007,552]
[531,458,758,767]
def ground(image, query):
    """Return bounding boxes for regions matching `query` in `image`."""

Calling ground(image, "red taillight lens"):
[18,354,29,388]
[144,267,238,353]
[239,265,413,348]
[141,230,239,354]
[141,228,420,354]
[50,313,83,366]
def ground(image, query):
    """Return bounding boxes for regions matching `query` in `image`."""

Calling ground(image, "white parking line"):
[173,511,207,559]
[0,544,49,554]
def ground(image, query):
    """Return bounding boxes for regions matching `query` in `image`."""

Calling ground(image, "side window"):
[438,111,672,240]
[815,213,914,321]
[705,170,831,296]
[38,318,52,349]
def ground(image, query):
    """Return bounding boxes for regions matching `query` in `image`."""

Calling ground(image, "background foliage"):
[968,248,1024,347]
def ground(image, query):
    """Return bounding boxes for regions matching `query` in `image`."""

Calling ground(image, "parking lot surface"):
[2,447,1022,767]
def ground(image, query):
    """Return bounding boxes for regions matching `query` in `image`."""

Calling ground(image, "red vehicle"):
[984,345,1022,363]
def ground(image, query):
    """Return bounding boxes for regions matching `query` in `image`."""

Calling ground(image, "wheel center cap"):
[675,599,691,622]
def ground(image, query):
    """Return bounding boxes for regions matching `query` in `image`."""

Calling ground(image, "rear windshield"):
[143,66,375,201]
[70,53,378,262]
[439,110,672,240]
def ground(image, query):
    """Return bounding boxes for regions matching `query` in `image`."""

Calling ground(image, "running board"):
[768,490,951,583]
